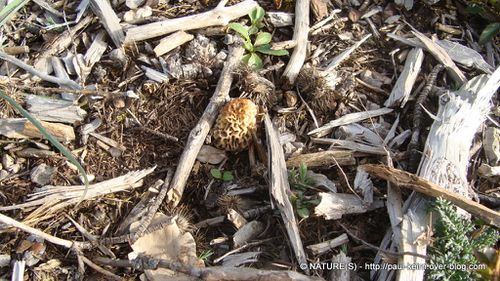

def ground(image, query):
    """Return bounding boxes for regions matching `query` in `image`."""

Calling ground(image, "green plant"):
[199,249,214,261]
[464,0,500,44]
[427,198,498,281]
[288,163,319,219]
[210,168,234,182]
[0,91,90,201]
[227,7,289,69]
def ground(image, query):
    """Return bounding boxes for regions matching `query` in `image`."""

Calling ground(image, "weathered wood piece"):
[125,0,258,42]
[286,150,355,168]
[311,138,388,155]
[308,107,393,136]
[282,0,309,84]
[315,192,385,220]
[90,0,124,48]
[325,34,372,71]
[154,31,194,57]
[0,52,80,89]
[362,164,500,227]
[384,48,424,107]
[411,31,466,85]
[378,67,500,281]
[166,45,244,208]
[0,167,156,224]
[264,113,308,274]
[306,233,349,255]
[0,118,75,142]
[25,94,87,124]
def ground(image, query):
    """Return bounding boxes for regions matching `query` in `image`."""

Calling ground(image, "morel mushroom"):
[213,98,258,152]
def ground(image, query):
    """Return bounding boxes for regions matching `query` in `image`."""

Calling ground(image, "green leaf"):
[243,41,254,52]
[210,168,222,179]
[254,32,272,47]
[479,22,500,45]
[254,44,289,56]
[299,162,307,180]
[248,25,259,36]
[297,207,310,219]
[0,90,90,201]
[242,53,251,64]
[222,171,234,182]
[249,7,265,25]
[247,53,263,69]
[0,0,30,28]
[227,22,250,42]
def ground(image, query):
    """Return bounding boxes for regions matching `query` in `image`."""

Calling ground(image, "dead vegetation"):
[0,0,499,280]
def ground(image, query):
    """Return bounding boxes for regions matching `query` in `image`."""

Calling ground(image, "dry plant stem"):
[362,164,500,228]
[167,45,244,208]
[282,0,310,84]
[213,238,275,264]
[95,257,325,281]
[408,64,444,173]
[124,0,258,42]
[195,206,271,228]
[0,213,90,250]
[66,215,115,258]
[79,255,121,281]
[0,52,81,89]
[338,223,428,260]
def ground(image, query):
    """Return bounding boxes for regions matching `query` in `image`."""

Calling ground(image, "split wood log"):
[89,0,124,48]
[286,150,355,168]
[282,0,309,84]
[361,164,500,227]
[374,67,500,281]
[264,113,308,274]
[166,45,245,208]
[124,0,258,42]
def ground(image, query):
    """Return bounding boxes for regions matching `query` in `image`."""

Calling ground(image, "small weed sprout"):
[427,198,498,281]
[227,7,289,69]
[199,249,214,262]
[288,163,320,219]
[210,168,234,182]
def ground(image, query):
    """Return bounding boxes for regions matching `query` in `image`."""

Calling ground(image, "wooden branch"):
[282,0,309,84]
[166,45,245,208]
[264,114,308,273]
[0,118,74,142]
[154,31,194,57]
[286,150,355,168]
[89,0,124,48]
[362,164,500,228]
[0,52,81,89]
[124,0,258,42]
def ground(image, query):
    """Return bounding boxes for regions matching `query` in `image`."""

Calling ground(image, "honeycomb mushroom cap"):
[213,98,258,151]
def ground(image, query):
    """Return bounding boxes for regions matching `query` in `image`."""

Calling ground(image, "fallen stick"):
[166,44,245,208]
[0,52,81,89]
[362,164,500,228]
[0,213,89,249]
[95,257,325,281]
[282,0,309,84]
[124,0,258,42]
